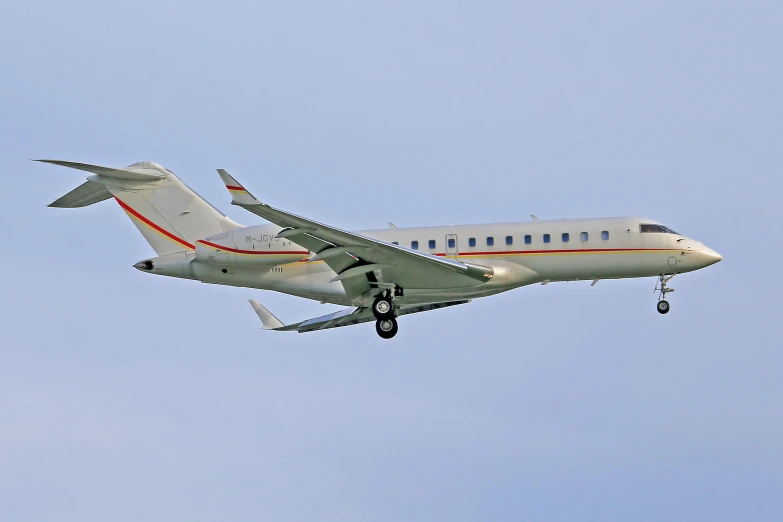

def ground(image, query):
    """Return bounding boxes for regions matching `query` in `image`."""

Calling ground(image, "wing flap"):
[330,263,388,282]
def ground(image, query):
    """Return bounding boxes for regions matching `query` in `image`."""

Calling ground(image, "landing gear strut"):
[376,317,398,339]
[655,274,675,314]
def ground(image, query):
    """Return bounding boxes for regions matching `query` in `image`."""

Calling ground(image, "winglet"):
[217,169,263,206]
[249,299,285,330]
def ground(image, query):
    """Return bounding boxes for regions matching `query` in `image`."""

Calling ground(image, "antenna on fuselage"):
[530,215,539,221]
[388,222,397,228]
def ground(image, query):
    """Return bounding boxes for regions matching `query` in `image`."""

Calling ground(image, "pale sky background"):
[1,1,781,521]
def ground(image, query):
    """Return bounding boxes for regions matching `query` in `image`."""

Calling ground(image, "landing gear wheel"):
[376,318,398,339]
[657,300,670,314]
[372,296,394,320]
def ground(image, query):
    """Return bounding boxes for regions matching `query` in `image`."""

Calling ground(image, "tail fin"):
[40,160,243,256]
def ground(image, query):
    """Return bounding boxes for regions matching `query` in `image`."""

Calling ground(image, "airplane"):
[41,160,722,339]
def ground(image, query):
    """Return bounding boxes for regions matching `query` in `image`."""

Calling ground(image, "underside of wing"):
[250,299,470,333]
[48,180,113,208]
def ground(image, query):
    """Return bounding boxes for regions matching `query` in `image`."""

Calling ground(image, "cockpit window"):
[640,224,679,234]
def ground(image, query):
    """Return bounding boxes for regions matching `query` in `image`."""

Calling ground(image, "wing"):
[249,299,470,333]
[218,169,493,304]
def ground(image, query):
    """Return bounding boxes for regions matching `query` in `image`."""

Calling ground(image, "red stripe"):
[114,197,195,250]
[434,248,677,256]
[110,201,678,260]
[196,240,309,256]
[225,185,245,191]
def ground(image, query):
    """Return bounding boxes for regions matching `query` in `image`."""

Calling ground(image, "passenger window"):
[468,237,476,247]
[524,235,532,244]
[505,235,513,245]
[428,239,436,249]
[487,237,494,246]
[448,238,456,249]
[581,232,588,242]
[411,240,419,250]
[601,231,609,240]
[562,233,569,243]
[543,234,550,244]
[392,241,399,245]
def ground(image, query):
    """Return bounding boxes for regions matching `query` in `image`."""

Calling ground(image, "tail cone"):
[133,260,154,271]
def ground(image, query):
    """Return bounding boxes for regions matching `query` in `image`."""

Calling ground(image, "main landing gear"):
[372,295,395,320]
[372,292,398,339]
[376,317,398,339]
[655,274,675,314]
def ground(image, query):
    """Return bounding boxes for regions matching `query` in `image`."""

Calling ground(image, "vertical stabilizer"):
[41,160,243,256]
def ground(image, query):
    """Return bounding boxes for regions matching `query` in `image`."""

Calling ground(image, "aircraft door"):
[445,234,459,256]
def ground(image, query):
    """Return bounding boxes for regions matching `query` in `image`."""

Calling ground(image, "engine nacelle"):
[195,224,310,266]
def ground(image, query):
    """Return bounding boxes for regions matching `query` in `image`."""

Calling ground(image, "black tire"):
[375,318,398,339]
[657,300,670,315]
[372,296,395,320]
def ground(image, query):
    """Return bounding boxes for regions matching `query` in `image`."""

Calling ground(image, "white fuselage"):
[44,160,723,336]
[143,216,722,307]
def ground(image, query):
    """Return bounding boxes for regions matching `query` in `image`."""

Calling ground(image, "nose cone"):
[700,247,722,267]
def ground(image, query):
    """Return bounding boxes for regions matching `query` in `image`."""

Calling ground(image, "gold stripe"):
[122,209,194,250]
[196,241,308,257]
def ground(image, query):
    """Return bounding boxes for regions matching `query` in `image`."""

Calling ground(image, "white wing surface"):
[218,169,493,303]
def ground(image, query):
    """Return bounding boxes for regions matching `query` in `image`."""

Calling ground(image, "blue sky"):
[1,1,781,520]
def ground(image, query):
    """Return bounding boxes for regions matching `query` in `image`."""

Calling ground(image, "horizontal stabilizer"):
[36,159,166,181]
[249,299,286,330]
[48,180,112,208]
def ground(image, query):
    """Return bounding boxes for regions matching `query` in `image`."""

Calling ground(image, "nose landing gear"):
[655,275,675,314]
